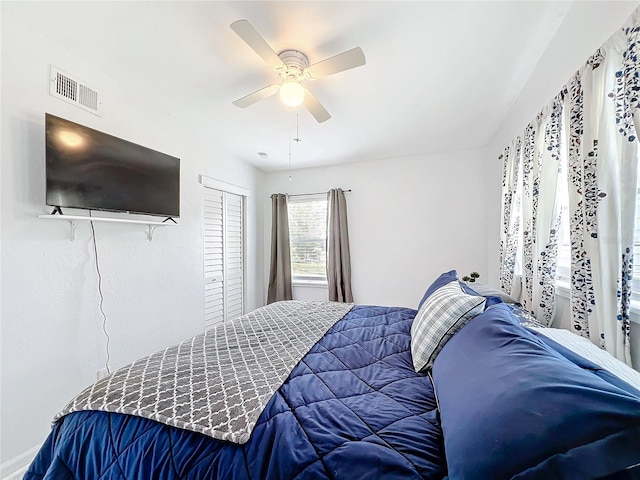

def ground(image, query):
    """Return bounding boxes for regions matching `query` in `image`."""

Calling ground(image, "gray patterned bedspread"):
[55,300,354,444]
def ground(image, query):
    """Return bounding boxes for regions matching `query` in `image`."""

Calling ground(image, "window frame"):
[287,194,328,286]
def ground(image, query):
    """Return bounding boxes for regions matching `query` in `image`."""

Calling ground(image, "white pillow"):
[530,327,640,392]
[466,282,518,304]
[410,280,486,372]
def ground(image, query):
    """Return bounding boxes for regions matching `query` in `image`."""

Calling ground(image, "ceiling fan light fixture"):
[231,20,365,122]
[279,77,305,107]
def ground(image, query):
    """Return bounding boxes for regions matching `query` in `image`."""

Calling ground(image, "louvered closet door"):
[203,187,244,329]
[225,193,243,322]
[204,189,225,327]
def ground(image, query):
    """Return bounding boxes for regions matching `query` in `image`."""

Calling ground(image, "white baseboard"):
[1,445,40,480]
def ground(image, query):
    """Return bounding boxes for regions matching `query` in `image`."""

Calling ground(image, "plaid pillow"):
[411,280,486,372]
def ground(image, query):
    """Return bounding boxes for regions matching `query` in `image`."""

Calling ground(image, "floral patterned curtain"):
[499,101,563,326]
[521,99,564,324]
[499,138,522,299]
[564,25,640,365]
[499,10,640,364]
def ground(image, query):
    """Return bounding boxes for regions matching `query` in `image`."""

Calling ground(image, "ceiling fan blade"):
[231,20,284,69]
[303,89,331,123]
[306,47,366,80]
[232,84,280,108]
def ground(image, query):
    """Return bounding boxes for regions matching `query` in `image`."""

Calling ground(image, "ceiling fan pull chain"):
[288,109,293,182]
[294,114,302,143]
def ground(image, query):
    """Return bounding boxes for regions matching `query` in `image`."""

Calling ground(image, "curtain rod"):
[287,189,352,198]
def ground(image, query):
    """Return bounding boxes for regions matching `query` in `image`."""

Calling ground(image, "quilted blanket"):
[27,304,444,479]
[55,300,353,443]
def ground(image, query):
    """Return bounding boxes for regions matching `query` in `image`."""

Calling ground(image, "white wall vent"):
[49,66,102,116]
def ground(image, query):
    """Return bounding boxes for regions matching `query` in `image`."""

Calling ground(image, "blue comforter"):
[25,303,640,479]
[26,305,446,479]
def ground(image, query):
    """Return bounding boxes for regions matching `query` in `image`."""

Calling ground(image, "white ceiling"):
[2,1,598,171]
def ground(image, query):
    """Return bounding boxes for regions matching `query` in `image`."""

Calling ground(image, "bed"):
[25,271,640,479]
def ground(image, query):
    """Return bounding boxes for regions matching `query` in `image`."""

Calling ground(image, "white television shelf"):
[38,214,176,241]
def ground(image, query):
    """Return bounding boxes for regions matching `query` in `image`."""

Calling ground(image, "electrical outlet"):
[96,368,110,380]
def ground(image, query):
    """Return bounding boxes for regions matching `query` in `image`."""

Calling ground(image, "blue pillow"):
[417,270,458,310]
[431,303,640,479]
[418,270,503,310]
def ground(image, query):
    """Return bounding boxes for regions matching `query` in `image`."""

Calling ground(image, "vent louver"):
[50,66,101,115]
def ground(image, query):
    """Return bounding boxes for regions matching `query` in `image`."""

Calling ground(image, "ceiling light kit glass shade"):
[280,77,305,107]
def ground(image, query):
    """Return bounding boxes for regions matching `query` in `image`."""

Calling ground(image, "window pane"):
[556,145,571,283]
[556,109,570,284]
[288,195,327,281]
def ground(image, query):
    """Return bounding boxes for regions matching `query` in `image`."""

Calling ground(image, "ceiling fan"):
[230,19,366,123]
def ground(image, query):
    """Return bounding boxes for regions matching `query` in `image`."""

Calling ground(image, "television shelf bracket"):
[38,214,176,241]
[147,225,161,241]
[69,219,78,241]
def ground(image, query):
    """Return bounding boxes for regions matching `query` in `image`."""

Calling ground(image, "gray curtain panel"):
[327,188,353,303]
[267,193,293,304]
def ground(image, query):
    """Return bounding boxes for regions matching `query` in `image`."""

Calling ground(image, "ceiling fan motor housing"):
[277,50,309,82]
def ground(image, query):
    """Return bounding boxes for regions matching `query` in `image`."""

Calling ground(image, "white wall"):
[483,1,640,369]
[0,18,264,466]
[263,149,489,309]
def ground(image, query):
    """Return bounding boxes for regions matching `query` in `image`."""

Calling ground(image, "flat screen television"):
[45,113,180,218]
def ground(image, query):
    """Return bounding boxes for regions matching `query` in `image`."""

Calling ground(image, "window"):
[203,186,244,328]
[556,151,640,302]
[288,194,328,283]
[556,150,571,285]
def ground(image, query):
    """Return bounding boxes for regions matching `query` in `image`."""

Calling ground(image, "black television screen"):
[45,113,180,218]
